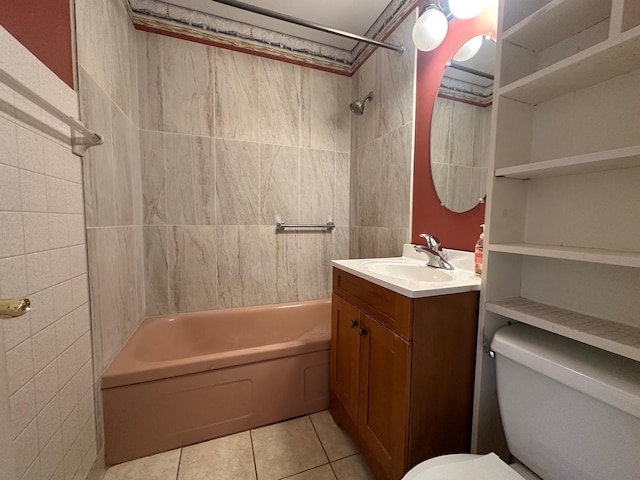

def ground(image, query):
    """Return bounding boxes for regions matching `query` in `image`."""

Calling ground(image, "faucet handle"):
[419,233,441,250]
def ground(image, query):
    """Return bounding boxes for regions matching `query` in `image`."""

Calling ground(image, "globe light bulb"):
[448,0,491,20]
[453,35,484,62]
[412,7,448,52]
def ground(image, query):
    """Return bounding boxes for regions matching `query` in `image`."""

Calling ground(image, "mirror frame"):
[411,5,498,251]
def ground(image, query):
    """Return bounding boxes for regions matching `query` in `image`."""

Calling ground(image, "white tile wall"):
[0,25,96,480]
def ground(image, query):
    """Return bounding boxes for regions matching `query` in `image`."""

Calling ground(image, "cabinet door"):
[330,294,362,423]
[358,314,411,480]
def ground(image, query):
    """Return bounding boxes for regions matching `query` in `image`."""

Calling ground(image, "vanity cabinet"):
[330,268,479,480]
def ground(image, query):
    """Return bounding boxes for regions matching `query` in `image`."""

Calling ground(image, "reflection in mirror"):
[431,35,495,213]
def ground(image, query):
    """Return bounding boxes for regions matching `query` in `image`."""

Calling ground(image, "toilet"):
[402,324,640,479]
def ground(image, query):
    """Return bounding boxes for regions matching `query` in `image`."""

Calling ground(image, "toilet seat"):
[402,453,542,480]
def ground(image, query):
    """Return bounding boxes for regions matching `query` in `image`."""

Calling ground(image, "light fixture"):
[448,0,491,20]
[452,35,484,61]
[412,3,448,52]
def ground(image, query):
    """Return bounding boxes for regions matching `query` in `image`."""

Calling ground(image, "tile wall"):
[138,33,352,315]
[349,14,416,258]
[0,26,96,480]
[74,0,144,468]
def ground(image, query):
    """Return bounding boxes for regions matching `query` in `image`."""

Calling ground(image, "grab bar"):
[0,298,31,319]
[0,68,104,157]
[276,221,335,231]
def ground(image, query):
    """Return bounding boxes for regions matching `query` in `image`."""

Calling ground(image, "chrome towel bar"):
[276,221,335,231]
[0,298,31,319]
[0,68,104,157]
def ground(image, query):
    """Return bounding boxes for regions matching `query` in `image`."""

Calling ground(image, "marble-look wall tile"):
[301,69,341,151]
[216,226,261,308]
[168,226,217,313]
[377,228,408,258]
[380,123,413,229]
[380,15,416,135]
[105,0,133,117]
[86,228,125,370]
[352,140,382,227]
[136,32,164,131]
[215,139,259,226]
[351,53,381,151]
[76,0,132,118]
[259,58,300,147]
[140,131,166,225]
[260,144,299,225]
[144,226,168,316]
[349,227,378,260]
[122,227,145,338]
[128,20,140,127]
[333,226,349,261]
[215,48,260,142]
[300,149,334,225]
[334,152,350,226]
[336,76,352,153]
[297,232,332,300]
[111,105,135,226]
[259,227,298,305]
[166,135,215,225]
[162,36,214,136]
[78,68,115,228]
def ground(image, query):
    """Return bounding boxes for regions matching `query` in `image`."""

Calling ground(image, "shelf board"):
[495,145,640,179]
[502,0,611,52]
[489,243,640,268]
[498,28,640,104]
[486,297,640,362]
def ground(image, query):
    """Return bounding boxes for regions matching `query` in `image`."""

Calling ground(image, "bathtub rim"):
[102,298,331,389]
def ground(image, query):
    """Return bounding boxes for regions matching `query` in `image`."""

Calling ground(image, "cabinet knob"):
[350,319,359,328]
[358,328,367,337]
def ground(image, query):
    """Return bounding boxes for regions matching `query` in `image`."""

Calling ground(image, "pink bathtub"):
[102,299,331,465]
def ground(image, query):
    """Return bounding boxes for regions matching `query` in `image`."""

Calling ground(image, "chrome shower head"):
[350,91,374,115]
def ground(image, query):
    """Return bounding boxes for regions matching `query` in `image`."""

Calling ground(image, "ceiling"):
[127,0,417,73]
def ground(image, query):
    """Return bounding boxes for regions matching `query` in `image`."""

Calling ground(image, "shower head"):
[350,91,374,115]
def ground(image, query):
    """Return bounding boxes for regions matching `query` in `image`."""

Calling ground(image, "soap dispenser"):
[474,224,484,278]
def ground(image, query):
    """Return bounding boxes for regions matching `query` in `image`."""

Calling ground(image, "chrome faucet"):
[414,233,454,270]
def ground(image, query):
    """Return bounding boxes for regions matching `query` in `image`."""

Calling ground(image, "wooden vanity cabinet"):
[330,268,479,480]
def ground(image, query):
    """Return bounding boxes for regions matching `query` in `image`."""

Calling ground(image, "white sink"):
[331,245,481,299]
[361,259,453,283]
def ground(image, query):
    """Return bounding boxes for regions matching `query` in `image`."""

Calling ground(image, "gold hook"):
[0,298,31,319]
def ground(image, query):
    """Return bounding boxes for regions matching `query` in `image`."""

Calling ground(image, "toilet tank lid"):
[491,324,640,419]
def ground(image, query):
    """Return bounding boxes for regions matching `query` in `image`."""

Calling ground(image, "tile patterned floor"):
[102,411,374,480]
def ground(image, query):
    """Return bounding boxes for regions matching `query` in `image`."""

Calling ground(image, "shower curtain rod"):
[210,0,405,54]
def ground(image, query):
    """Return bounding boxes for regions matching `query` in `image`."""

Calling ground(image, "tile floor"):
[102,411,375,480]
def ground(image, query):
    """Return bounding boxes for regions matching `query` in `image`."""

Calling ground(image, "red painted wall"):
[0,0,74,88]
[411,2,498,251]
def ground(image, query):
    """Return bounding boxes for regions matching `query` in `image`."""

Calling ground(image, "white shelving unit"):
[495,145,640,179]
[488,243,640,268]
[472,0,640,459]
[486,297,640,362]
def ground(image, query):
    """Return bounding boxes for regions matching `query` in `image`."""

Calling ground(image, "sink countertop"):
[332,244,481,299]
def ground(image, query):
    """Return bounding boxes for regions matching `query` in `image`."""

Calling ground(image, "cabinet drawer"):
[333,268,412,340]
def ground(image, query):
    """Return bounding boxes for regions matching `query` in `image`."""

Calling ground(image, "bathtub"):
[102,299,331,465]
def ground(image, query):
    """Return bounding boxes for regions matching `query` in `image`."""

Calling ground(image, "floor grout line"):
[175,448,184,480]
[278,461,332,480]
[308,414,331,464]
[250,429,259,480]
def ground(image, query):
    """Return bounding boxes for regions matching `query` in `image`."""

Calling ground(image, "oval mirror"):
[430,35,495,213]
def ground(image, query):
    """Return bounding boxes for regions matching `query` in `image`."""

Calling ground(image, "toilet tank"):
[491,324,640,480]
